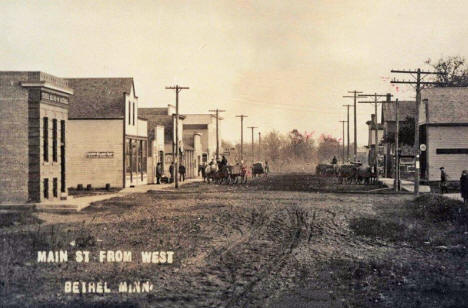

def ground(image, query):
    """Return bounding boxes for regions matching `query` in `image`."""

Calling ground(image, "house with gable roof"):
[419,87,468,182]
[66,77,148,189]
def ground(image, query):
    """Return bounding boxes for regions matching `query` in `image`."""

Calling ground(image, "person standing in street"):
[169,162,175,183]
[440,167,448,194]
[460,170,468,205]
[179,163,186,182]
[155,162,163,184]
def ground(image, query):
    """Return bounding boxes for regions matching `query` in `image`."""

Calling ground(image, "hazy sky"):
[2,0,467,144]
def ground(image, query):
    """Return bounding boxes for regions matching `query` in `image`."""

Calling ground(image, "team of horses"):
[201,164,248,184]
[316,163,377,185]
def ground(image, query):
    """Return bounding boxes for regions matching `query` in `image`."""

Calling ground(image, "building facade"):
[66,78,148,189]
[366,114,384,170]
[182,114,218,163]
[381,101,417,178]
[140,106,203,180]
[0,71,72,203]
[420,87,468,182]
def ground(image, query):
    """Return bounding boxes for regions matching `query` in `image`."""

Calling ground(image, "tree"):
[317,134,340,163]
[283,129,315,161]
[425,56,468,87]
[262,131,283,162]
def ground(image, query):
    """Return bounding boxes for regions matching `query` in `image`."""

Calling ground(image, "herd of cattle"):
[316,163,377,184]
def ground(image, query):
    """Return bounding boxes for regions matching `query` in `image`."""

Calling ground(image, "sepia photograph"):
[1,1,468,307]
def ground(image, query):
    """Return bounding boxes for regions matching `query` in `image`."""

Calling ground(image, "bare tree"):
[425,56,468,87]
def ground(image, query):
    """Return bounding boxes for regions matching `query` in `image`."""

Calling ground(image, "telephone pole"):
[358,93,392,184]
[343,90,362,161]
[166,85,189,189]
[395,98,400,192]
[248,126,257,162]
[391,68,445,195]
[258,131,262,161]
[339,120,347,164]
[208,109,225,161]
[342,104,353,161]
[236,115,248,161]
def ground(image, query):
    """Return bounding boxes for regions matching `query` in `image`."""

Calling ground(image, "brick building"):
[419,87,468,182]
[0,71,73,203]
[66,78,148,189]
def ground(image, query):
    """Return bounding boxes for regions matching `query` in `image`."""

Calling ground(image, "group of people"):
[155,162,186,184]
[156,155,272,184]
[440,167,468,204]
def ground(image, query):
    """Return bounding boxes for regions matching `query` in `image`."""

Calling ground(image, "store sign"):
[87,152,114,158]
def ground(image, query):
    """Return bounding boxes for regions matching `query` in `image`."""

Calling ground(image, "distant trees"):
[425,56,468,87]
[317,134,341,163]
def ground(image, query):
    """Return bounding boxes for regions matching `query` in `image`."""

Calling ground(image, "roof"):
[382,101,416,122]
[66,78,134,118]
[421,87,468,124]
[139,108,180,142]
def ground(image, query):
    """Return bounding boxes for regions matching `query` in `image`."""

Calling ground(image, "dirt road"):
[1,174,467,307]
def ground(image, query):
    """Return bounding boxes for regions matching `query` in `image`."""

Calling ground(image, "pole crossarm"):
[391,69,445,75]
[390,80,444,85]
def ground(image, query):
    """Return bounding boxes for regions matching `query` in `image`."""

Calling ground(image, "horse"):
[338,164,356,184]
[229,164,247,184]
[204,164,218,183]
[355,164,374,184]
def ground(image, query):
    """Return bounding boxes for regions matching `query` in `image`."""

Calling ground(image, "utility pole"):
[208,109,225,161]
[358,93,392,184]
[258,131,262,161]
[166,85,189,189]
[342,104,353,162]
[248,126,257,162]
[343,90,362,162]
[395,98,400,192]
[236,115,248,161]
[391,69,445,195]
[339,120,347,164]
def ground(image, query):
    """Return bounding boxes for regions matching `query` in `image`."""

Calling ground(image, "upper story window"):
[133,102,135,125]
[52,119,57,162]
[43,117,49,162]
[128,101,131,125]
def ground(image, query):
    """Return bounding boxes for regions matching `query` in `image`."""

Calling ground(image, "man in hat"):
[155,162,163,184]
[440,167,448,194]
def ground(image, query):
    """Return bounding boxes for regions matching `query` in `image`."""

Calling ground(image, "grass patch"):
[349,217,412,242]
[411,194,467,223]
[0,211,43,228]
